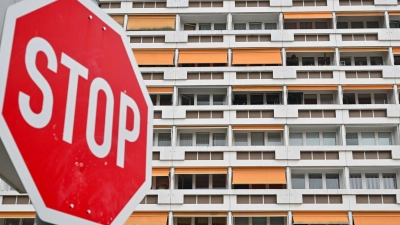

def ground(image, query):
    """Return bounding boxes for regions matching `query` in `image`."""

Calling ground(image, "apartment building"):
[2,0,400,224]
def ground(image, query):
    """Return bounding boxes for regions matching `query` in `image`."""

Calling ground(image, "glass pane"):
[150,95,157,105]
[370,56,383,65]
[351,21,364,29]
[270,217,284,225]
[252,217,266,225]
[323,132,336,145]
[320,94,334,104]
[213,133,226,146]
[315,22,328,29]
[196,133,210,146]
[309,174,323,189]
[213,95,225,105]
[181,94,194,105]
[158,133,171,146]
[292,174,305,189]
[366,173,380,189]
[326,174,340,189]
[160,95,172,105]
[302,57,315,66]
[249,23,262,30]
[268,133,282,146]
[234,218,248,225]
[354,57,367,66]
[195,174,209,189]
[265,23,277,30]
[367,21,379,28]
[306,132,320,146]
[350,174,362,189]
[199,23,211,30]
[234,133,248,146]
[214,23,226,30]
[289,133,303,146]
[378,132,392,145]
[383,173,397,189]
[340,57,351,66]
[197,94,210,105]
[234,23,246,30]
[251,132,264,146]
[337,22,348,29]
[361,132,375,145]
[180,133,193,146]
[250,94,264,105]
[374,93,387,104]
[346,133,358,145]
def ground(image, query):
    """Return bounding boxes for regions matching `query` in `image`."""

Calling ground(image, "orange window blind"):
[110,15,124,26]
[174,212,227,217]
[231,125,284,131]
[232,86,282,92]
[127,15,176,31]
[233,212,287,217]
[336,12,384,17]
[287,85,337,91]
[147,87,174,93]
[393,47,400,54]
[232,49,282,65]
[125,212,168,225]
[293,212,349,224]
[286,48,335,53]
[283,12,333,19]
[232,167,286,185]
[353,212,400,225]
[152,168,170,177]
[133,50,175,66]
[340,48,388,52]
[174,168,227,175]
[178,49,228,64]
[342,85,392,90]
[0,212,36,218]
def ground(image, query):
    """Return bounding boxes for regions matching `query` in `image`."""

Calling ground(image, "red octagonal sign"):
[0,0,153,224]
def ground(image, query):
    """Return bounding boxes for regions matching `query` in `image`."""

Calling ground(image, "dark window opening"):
[288,92,303,105]
[150,94,157,105]
[196,174,209,189]
[340,57,351,66]
[233,184,250,189]
[250,94,263,105]
[354,57,367,66]
[212,174,226,189]
[304,94,317,104]
[178,174,193,189]
[366,21,379,28]
[181,94,194,105]
[160,94,172,105]
[300,22,312,29]
[358,94,371,104]
[284,22,297,29]
[370,56,383,65]
[343,93,356,104]
[315,22,328,29]
[337,22,348,29]
[266,93,281,105]
[287,55,299,66]
[302,57,315,66]
[233,94,247,105]
[318,56,330,65]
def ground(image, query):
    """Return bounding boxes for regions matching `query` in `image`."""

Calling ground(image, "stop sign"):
[0,0,153,224]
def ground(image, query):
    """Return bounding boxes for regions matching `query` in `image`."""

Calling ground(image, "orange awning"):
[340,48,388,52]
[284,12,333,19]
[232,125,284,130]
[353,212,400,225]
[147,87,174,93]
[393,47,400,54]
[154,125,172,129]
[389,12,400,16]
[152,168,170,177]
[286,48,334,53]
[178,49,227,64]
[0,212,35,218]
[133,50,175,66]
[293,212,349,224]
[336,12,384,17]
[125,212,168,225]
[342,85,392,90]
[287,85,337,91]
[232,49,282,65]
[175,168,227,175]
[110,15,124,26]
[232,86,282,92]
[174,212,227,217]
[232,167,286,185]
[127,15,175,31]
[233,212,287,217]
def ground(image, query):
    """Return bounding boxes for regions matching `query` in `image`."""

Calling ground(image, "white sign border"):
[0,0,153,224]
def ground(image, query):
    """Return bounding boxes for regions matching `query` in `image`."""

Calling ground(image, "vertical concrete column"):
[394,85,399,104]
[279,12,283,30]
[338,85,343,105]
[344,166,350,190]
[172,125,177,147]
[174,49,179,67]
[283,85,288,105]
[389,47,395,65]
[173,86,178,106]
[334,47,340,66]
[384,11,390,29]
[228,86,232,106]
[284,125,289,147]
[227,211,233,225]
[228,167,232,190]
[228,49,232,67]
[168,212,174,225]
[228,124,233,147]
[286,167,291,189]
[123,14,128,30]
[332,12,336,30]
[282,48,286,66]
[227,13,232,31]
[287,211,292,225]
[340,124,346,146]
[170,167,175,190]
[175,14,180,31]
[347,211,353,225]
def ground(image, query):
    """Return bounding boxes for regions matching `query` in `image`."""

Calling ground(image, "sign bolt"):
[87,210,91,214]
[103,27,106,31]
[70,204,74,209]
[89,15,92,19]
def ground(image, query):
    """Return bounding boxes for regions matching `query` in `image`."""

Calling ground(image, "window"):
[351,22,364,29]
[346,133,358,145]
[309,174,323,189]
[337,22,348,29]
[304,94,317,104]
[213,133,226,146]
[390,21,400,28]
[366,21,379,28]
[158,133,171,146]
[306,132,319,146]
[284,22,297,29]
[213,95,225,105]
[214,23,226,30]
[196,133,210,146]
[234,23,246,30]
[317,57,330,65]
[383,174,397,189]
[150,95,157,105]
[250,94,263,105]
[265,23,277,30]
[235,133,248,146]
[292,174,305,189]
[361,132,375,145]
[252,218,266,225]
[374,94,387,104]
[320,94,334,104]
[199,23,211,30]
[249,22,262,30]
[234,218,248,225]
[182,94,194,105]
[300,22,312,29]
[395,56,400,65]
[180,133,193,146]
[343,93,355,104]
[370,56,383,65]
[197,95,210,105]
[315,22,328,29]
[266,94,280,105]
[339,57,351,66]
[196,174,209,189]
[326,174,339,189]
[323,132,336,145]
[378,132,392,145]
[358,94,371,104]
[350,174,362,189]
[251,132,264,146]
[184,23,196,30]
[366,173,380,189]
[354,57,367,65]
[289,133,303,146]
[160,95,172,105]
[302,57,315,66]
[268,133,282,146]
